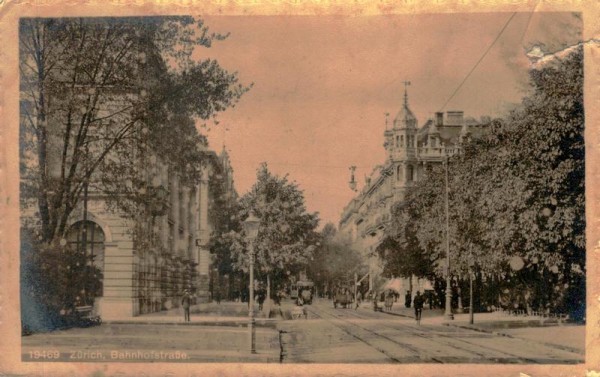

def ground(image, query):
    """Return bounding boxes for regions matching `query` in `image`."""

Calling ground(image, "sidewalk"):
[378,303,585,354]
[103,301,281,326]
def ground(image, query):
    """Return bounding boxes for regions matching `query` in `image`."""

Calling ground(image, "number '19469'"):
[28,350,60,359]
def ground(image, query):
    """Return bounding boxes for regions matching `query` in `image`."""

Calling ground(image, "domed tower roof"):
[393,82,417,129]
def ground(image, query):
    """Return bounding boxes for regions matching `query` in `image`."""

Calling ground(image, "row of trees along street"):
[376,46,585,321]
[306,223,367,298]
[20,17,249,327]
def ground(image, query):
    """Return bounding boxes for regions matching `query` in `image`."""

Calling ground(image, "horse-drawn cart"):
[333,289,353,309]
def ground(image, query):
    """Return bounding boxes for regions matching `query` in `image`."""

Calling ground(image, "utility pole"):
[469,246,475,325]
[444,154,454,321]
[354,272,358,306]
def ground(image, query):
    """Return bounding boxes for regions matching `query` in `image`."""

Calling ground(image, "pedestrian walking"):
[181,290,192,322]
[385,290,394,311]
[257,290,266,311]
[372,291,379,312]
[355,291,362,310]
[413,291,424,325]
[405,290,412,308]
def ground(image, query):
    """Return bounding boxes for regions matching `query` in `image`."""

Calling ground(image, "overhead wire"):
[439,12,517,111]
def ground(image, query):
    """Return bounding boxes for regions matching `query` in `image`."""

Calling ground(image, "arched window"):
[67,220,105,296]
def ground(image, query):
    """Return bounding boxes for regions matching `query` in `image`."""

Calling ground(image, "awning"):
[383,278,404,292]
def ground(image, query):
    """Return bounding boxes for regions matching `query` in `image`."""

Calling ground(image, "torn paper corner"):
[527,38,600,69]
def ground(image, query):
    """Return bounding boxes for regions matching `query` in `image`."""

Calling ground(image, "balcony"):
[417,146,461,160]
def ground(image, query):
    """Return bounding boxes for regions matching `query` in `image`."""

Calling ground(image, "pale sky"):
[198,13,581,226]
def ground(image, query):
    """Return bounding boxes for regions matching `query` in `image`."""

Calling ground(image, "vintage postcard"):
[1,1,599,376]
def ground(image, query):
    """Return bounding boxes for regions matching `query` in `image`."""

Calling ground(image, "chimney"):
[435,112,444,127]
[446,111,464,125]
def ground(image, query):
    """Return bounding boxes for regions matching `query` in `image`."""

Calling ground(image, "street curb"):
[379,309,419,320]
[442,322,584,356]
[379,308,584,356]
[103,319,280,328]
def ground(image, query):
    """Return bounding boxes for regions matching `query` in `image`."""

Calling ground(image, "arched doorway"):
[66,220,105,303]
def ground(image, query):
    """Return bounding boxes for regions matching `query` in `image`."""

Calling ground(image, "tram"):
[333,288,353,309]
[290,280,314,305]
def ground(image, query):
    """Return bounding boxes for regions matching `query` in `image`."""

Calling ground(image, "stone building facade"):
[56,147,235,319]
[339,87,489,302]
[20,127,235,319]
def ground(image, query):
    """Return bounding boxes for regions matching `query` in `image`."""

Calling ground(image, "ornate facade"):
[339,87,490,301]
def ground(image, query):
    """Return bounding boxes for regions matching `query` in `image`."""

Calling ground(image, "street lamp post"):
[444,154,454,321]
[243,211,260,354]
[469,248,475,325]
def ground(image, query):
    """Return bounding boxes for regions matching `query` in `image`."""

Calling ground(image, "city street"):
[21,298,584,364]
[278,299,584,364]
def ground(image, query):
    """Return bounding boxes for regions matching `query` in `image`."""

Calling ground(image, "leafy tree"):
[228,164,320,301]
[19,16,248,247]
[452,47,584,316]
[376,210,423,277]
[385,46,584,319]
[497,46,584,318]
[19,16,249,324]
[308,223,366,295]
[20,228,102,332]
[208,162,242,300]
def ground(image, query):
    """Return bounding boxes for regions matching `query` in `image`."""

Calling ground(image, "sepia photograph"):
[3,3,597,375]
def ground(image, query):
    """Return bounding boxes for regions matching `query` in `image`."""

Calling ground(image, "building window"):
[400,135,404,146]
[66,220,105,297]
[168,221,175,253]
[179,189,185,227]
[396,165,403,181]
[431,137,437,148]
[396,135,399,147]
[407,165,414,182]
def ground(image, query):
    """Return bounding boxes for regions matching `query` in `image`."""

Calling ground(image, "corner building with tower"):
[339,86,490,304]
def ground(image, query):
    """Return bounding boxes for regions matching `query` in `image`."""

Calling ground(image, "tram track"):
[329,305,541,364]
[303,304,444,363]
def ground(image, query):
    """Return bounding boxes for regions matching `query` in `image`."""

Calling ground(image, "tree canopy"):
[19,16,249,326]
[378,46,585,319]
[225,164,320,282]
[308,223,366,291]
[19,16,249,246]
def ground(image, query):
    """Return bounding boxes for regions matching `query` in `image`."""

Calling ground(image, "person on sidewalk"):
[181,290,192,322]
[405,290,412,308]
[413,291,424,325]
[372,291,380,312]
[257,290,266,311]
[385,290,394,311]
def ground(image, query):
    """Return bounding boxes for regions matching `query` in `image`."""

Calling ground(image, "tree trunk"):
[229,273,234,301]
[266,274,271,318]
